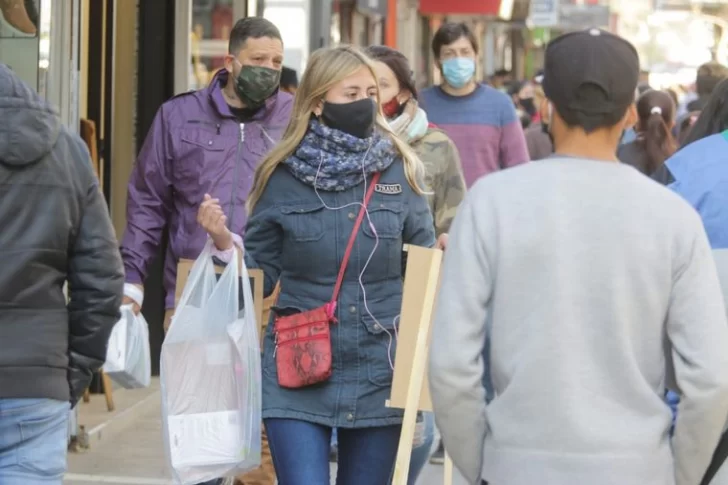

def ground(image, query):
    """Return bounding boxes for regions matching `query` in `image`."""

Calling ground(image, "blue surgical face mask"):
[441,58,476,89]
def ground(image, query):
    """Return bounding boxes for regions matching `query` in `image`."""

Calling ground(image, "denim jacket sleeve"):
[243,190,283,298]
[403,184,436,248]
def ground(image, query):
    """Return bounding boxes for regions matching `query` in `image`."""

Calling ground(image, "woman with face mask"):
[197,45,435,485]
[365,45,466,242]
[508,81,537,128]
[365,44,466,485]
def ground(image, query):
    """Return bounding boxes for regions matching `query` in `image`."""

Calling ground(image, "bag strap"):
[702,430,728,485]
[327,172,381,313]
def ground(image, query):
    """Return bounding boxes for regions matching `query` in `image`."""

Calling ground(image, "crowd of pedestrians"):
[1,13,728,485]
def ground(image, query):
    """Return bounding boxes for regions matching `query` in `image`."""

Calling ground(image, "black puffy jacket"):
[0,64,124,405]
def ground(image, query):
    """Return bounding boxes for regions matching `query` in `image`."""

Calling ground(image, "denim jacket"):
[244,161,435,428]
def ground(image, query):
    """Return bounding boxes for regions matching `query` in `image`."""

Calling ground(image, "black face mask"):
[320,98,376,139]
[520,97,537,117]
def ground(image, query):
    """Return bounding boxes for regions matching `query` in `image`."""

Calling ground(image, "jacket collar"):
[205,68,283,122]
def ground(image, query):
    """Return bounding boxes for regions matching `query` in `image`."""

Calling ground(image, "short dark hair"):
[229,17,282,55]
[364,45,418,100]
[280,66,298,88]
[431,22,478,58]
[695,61,728,97]
[682,77,728,147]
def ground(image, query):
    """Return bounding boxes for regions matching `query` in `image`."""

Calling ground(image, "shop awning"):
[419,0,501,15]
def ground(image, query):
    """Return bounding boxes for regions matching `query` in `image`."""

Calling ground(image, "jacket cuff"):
[123,283,144,307]
[210,234,243,264]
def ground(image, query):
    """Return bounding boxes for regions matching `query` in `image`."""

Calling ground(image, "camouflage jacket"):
[411,128,466,236]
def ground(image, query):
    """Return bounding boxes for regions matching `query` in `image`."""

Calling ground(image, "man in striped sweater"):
[420,22,529,187]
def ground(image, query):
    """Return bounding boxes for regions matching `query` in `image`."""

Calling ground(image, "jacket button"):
[207,140,213,145]
[348,212,355,220]
[349,305,356,314]
[373,323,382,331]
[346,413,354,421]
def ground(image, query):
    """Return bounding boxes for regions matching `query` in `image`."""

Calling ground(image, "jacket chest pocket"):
[175,132,226,185]
[362,201,404,278]
[362,202,403,239]
[280,203,326,243]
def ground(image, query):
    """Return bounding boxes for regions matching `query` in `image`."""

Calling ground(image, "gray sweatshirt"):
[429,157,728,485]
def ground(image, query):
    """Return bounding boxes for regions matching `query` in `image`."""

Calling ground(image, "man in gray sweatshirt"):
[428,29,728,485]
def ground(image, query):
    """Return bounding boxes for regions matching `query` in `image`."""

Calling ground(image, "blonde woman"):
[198,45,435,484]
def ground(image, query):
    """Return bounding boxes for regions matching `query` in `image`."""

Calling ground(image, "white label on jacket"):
[375,183,402,195]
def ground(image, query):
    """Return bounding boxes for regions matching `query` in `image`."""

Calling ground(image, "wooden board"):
[388,244,444,485]
[388,245,442,412]
[174,258,264,335]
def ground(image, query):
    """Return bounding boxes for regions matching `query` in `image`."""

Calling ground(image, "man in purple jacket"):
[120,17,292,327]
[120,17,291,485]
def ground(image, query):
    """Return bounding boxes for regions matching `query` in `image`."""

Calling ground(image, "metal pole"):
[309,0,333,52]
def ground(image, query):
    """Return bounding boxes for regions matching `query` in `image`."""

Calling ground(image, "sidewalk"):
[64,381,461,485]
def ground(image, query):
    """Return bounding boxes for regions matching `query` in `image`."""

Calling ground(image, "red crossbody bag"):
[273,172,382,389]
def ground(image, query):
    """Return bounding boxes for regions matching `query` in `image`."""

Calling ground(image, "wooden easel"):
[387,245,455,485]
[82,372,115,411]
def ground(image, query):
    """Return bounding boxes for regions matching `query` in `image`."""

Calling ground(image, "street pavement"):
[63,401,465,485]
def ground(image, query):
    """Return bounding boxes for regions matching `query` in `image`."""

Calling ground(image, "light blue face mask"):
[442,57,476,89]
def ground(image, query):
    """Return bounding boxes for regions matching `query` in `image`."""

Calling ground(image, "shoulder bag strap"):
[702,430,728,485]
[329,172,381,308]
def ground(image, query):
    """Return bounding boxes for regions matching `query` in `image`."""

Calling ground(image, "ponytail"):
[642,106,677,174]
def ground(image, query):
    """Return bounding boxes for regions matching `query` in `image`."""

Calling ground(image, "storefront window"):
[190,0,237,91]
[263,4,306,76]
[0,0,41,89]
[331,11,341,46]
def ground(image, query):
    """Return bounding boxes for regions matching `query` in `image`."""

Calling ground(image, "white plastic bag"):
[103,304,151,389]
[161,241,261,485]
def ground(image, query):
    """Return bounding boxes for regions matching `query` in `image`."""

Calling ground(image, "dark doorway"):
[136,0,176,376]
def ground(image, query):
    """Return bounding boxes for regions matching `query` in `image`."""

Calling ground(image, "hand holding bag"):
[274,173,381,388]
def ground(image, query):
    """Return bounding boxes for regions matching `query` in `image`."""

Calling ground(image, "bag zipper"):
[274,314,331,334]
[274,333,328,357]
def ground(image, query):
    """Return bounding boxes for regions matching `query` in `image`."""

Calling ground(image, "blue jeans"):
[332,414,434,485]
[408,412,435,485]
[266,418,400,485]
[0,398,70,485]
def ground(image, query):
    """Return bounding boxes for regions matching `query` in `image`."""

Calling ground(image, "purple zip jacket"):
[120,69,293,309]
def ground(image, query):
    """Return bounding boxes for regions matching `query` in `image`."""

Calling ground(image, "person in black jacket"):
[0,64,124,484]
